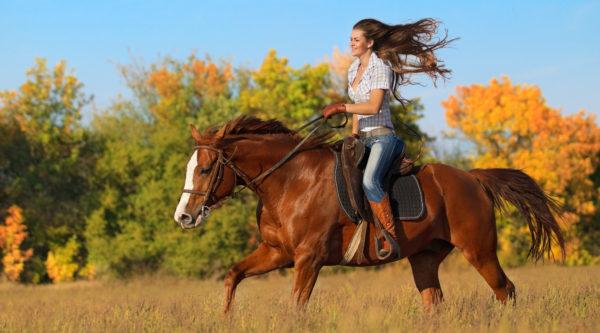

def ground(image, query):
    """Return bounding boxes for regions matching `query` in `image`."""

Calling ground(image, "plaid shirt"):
[348,52,394,132]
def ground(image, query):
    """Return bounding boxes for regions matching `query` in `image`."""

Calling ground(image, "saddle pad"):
[333,151,425,222]
[389,174,425,220]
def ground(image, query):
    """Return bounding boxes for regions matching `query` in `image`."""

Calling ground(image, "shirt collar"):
[367,51,378,71]
[351,52,379,72]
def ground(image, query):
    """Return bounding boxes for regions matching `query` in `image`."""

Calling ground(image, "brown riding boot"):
[369,194,399,257]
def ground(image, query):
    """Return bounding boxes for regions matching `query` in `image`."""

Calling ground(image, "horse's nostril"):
[179,213,192,223]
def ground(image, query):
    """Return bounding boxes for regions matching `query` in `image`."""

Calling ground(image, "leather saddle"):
[331,136,422,224]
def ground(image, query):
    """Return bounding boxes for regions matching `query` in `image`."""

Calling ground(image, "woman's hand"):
[322,103,347,118]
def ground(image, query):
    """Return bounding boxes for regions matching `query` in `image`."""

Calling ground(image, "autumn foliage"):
[45,236,80,283]
[2,54,599,283]
[444,76,600,264]
[0,205,33,282]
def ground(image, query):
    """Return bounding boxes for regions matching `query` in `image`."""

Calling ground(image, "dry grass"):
[0,258,598,332]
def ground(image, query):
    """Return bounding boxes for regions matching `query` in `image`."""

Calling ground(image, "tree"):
[390,99,434,160]
[0,59,98,282]
[0,205,33,282]
[237,49,336,125]
[443,76,600,265]
[85,54,254,278]
[45,235,80,283]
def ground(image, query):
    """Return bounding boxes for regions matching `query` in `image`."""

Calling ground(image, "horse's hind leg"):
[223,243,291,313]
[408,240,454,308]
[461,245,516,303]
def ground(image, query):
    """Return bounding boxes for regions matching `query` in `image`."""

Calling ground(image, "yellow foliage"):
[45,236,80,283]
[0,205,33,282]
[324,47,354,97]
[78,263,96,280]
[148,67,182,98]
[187,59,233,98]
[443,76,600,262]
[2,58,85,141]
[443,76,600,217]
[237,49,335,124]
[146,56,234,122]
[328,47,353,79]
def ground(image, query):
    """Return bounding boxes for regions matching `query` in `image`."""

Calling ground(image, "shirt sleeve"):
[369,62,393,91]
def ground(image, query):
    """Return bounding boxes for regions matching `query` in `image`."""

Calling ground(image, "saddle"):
[331,136,425,225]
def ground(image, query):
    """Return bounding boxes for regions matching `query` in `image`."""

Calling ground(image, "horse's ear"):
[190,124,203,142]
[214,124,227,139]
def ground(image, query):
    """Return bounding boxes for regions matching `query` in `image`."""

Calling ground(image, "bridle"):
[178,114,348,229]
[180,144,254,229]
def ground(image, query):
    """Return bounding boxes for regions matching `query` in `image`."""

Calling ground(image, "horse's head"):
[173,124,238,229]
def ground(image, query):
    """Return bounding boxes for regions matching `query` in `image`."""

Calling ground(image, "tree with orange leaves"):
[86,54,252,278]
[0,205,33,282]
[443,76,600,264]
[0,59,96,282]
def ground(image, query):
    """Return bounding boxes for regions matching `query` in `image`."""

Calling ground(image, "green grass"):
[0,260,598,332]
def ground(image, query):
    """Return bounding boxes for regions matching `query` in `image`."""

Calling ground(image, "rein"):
[248,114,347,186]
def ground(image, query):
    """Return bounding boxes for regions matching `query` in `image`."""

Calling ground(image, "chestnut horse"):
[173,116,565,312]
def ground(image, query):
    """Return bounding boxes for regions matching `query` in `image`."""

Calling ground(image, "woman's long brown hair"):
[353,18,456,104]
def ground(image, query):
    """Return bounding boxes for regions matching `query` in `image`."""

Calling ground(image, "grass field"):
[0,257,598,332]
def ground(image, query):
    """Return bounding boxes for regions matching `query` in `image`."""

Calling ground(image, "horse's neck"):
[233,136,300,182]
[232,136,330,200]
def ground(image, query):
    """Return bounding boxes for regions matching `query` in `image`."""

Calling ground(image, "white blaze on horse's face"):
[173,150,198,223]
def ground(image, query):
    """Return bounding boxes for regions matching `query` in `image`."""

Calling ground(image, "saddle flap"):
[341,137,366,168]
[341,137,371,221]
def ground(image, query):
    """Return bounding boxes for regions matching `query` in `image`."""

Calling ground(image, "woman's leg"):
[362,135,404,202]
[362,135,404,257]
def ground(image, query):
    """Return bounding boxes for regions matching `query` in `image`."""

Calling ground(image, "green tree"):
[389,99,434,161]
[0,59,97,282]
[237,49,337,125]
[85,54,254,277]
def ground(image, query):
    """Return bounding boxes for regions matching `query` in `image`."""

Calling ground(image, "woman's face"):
[350,29,373,57]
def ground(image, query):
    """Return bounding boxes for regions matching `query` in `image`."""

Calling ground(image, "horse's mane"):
[213,115,335,150]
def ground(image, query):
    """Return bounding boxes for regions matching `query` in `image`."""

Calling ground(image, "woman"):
[322,18,453,257]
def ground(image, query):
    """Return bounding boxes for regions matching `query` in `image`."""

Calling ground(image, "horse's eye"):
[199,165,212,174]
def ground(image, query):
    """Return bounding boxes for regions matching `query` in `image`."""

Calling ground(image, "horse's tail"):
[469,168,566,261]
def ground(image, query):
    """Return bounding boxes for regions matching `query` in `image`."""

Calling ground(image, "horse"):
[172,116,565,313]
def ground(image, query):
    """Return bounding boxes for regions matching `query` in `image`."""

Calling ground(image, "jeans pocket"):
[373,134,394,145]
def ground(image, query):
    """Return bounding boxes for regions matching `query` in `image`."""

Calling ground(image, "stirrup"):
[374,229,400,260]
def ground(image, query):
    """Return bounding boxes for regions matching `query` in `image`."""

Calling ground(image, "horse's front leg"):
[224,242,291,313]
[291,251,323,309]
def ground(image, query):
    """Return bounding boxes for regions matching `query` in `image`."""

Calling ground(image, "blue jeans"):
[360,134,405,202]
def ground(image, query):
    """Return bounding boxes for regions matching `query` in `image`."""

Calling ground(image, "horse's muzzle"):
[177,213,194,228]
[176,206,210,229]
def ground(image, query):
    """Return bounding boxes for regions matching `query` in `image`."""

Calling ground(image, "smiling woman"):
[321,18,456,257]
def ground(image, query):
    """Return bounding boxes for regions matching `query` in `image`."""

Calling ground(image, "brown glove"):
[322,103,347,118]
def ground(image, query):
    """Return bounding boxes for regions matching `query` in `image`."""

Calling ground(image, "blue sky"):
[1,0,599,143]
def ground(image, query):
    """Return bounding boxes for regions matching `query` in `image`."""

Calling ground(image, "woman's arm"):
[352,114,358,136]
[344,89,386,116]
[322,89,386,121]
